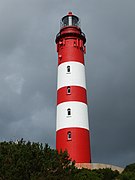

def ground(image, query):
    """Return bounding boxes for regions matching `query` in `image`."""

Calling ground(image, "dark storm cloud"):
[85,0,135,167]
[0,0,135,167]
[0,0,57,146]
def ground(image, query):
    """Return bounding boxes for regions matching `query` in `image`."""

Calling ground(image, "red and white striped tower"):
[55,12,91,163]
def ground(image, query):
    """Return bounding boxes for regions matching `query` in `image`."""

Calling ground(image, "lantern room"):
[60,12,80,29]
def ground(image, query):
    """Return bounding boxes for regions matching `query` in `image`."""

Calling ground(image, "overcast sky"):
[0,0,135,167]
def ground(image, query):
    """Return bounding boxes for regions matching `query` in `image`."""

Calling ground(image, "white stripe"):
[57,62,86,90]
[56,101,89,131]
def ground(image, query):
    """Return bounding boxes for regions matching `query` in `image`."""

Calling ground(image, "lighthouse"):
[55,12,91,163]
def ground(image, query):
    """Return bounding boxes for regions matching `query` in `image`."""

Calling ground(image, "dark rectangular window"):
[67,65,70,73]
[67,86,71,94]
[67,108,71,116]
[67,131,72,140]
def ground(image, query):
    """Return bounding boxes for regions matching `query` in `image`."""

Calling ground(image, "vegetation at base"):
[0,139,75,180]
[119,163,135,180]
[0,139,134,180]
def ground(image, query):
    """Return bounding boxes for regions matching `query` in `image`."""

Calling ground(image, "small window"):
[67,66,70,73]
[67,86,71,94]
[67,131,72,140]
[74,41,77,47]
[58,55,62,61]
[67,108,71,116]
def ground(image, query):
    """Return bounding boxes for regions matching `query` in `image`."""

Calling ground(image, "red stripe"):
[56,127,91,163]
[57,39,85,65]
[57,86,87,105]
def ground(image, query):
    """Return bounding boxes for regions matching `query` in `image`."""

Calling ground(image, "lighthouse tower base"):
[75,163,124,173]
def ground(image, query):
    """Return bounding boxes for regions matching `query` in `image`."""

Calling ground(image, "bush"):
[93,168,119,180]
[72,168,101,180]
[0,139,75,180]
[123,163,135,174]
[119,163,135,180]
[0,140,135,180]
